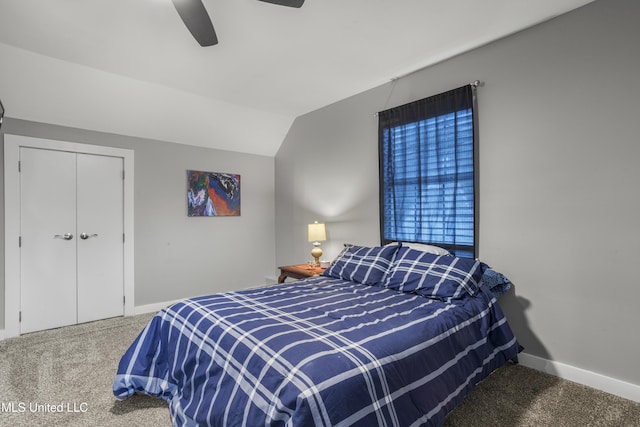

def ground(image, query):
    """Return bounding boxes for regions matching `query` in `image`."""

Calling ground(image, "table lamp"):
[308,221,326,267]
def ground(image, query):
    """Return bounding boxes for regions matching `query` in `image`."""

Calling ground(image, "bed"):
[113,244,521,426]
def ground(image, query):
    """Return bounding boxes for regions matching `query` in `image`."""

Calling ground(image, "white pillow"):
[391,242,451,256]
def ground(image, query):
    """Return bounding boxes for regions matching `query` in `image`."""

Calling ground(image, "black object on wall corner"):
[0,98,4,129]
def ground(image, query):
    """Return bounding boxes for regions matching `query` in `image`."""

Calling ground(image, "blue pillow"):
[482,268,512,298]
[382,247,486,301]
[322,244,401,285]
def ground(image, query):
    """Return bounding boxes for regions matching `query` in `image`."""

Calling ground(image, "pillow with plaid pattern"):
[382,247,486,301]
[322,243,401,285]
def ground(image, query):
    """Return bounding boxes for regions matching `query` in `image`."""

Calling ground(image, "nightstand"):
[278,264,326,283]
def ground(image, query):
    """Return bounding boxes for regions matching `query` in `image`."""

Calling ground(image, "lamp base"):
[311,244,323,268]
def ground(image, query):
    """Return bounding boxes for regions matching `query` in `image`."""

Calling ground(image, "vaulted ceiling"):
[0,0,594,156]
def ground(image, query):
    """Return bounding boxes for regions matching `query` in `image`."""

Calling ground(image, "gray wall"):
[275,0,640,387]
[1,118,276,330]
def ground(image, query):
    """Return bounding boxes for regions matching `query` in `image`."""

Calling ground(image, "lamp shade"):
[308,221,326,242]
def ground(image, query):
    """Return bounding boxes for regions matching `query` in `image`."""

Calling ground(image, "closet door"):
[19,148,125,334]
[76,153,124,323]
[20,148,78,334]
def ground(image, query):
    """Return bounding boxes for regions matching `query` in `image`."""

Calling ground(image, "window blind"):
[378,85,477,258]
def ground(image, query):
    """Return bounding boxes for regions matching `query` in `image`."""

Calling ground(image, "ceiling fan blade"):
[257,0,305,8]
[171,0,218,46]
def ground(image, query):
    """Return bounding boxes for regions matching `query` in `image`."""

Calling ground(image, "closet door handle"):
[54,233,74,240]
[80,233,98,240]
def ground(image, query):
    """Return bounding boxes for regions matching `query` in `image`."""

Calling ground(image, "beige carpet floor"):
[1,313,638,426]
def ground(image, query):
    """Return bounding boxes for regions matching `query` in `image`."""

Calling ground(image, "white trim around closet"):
[3,134,135,339]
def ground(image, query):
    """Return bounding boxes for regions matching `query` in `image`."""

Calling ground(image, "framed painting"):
[187,170,241,217]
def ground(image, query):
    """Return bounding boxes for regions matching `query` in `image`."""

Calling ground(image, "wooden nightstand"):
[278,264,326,283]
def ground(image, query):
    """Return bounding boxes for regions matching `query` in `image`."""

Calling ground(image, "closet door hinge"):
[19,311,22,322]
[18,160,21,172]
[18,236,22,247]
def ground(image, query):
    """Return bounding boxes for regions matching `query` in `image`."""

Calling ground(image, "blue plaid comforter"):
[113,276,521,426]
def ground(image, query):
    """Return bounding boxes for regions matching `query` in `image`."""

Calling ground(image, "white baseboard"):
[133,279,277,316]
[518,352,640,403]
[265,276,278,285]
[133,299,182,316]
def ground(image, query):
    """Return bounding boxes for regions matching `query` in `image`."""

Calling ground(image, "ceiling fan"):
[171,0,305,47]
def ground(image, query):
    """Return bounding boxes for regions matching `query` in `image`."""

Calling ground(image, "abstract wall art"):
[187,170,241,217]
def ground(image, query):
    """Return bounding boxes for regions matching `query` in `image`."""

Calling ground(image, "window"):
[378,84,478,258]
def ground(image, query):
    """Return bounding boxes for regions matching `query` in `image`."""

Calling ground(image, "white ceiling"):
[0,0,594,156]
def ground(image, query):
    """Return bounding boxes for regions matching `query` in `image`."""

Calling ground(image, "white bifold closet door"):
[20,147,124,334]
